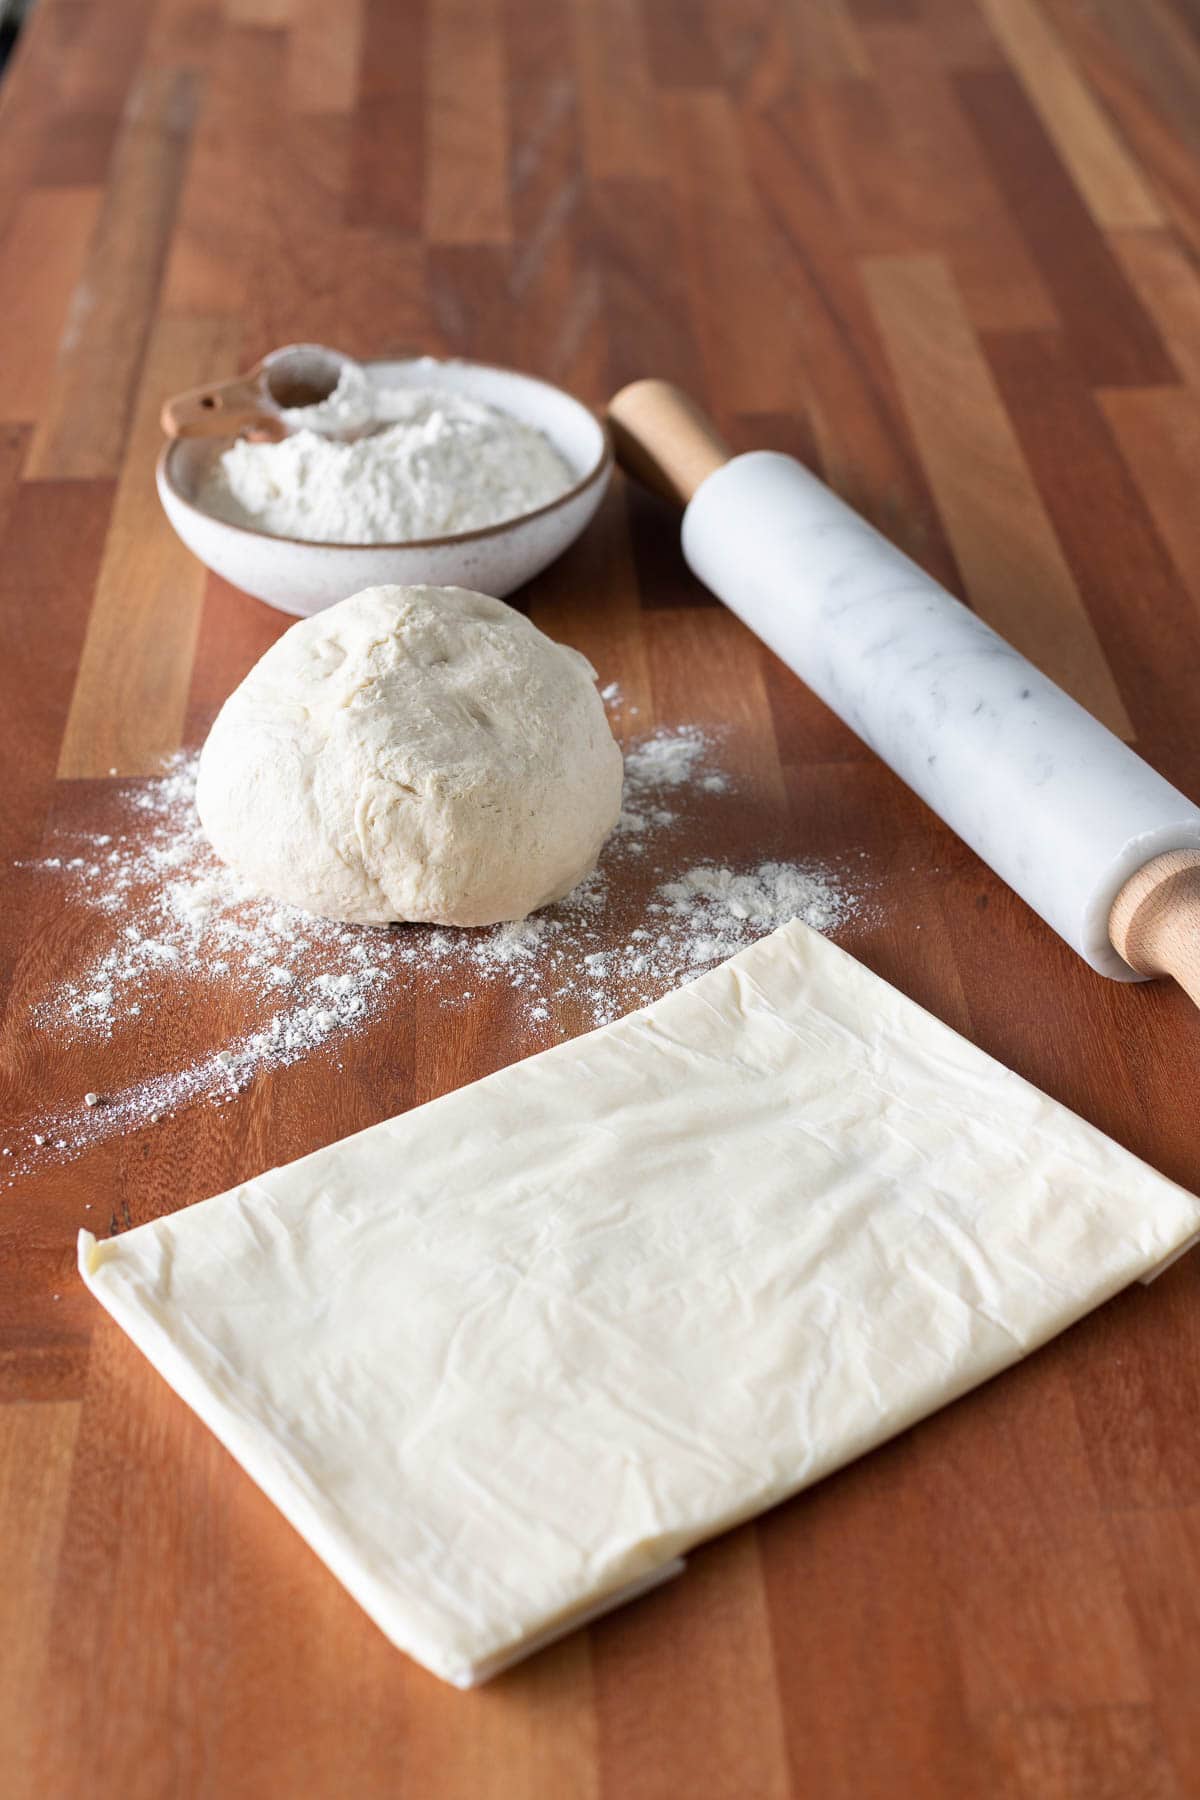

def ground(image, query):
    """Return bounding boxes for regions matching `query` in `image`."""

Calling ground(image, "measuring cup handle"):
[160,371,285,441]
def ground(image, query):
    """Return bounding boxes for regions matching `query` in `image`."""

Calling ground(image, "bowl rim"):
[157,356,614,553]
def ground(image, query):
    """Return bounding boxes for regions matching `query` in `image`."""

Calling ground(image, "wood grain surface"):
[2,1,1200,1795]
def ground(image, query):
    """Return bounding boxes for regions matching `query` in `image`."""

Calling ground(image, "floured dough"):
[195,584,623,927]
[78,923,1200,1687]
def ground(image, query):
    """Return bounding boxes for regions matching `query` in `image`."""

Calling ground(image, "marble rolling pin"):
[608,379,1200,1005]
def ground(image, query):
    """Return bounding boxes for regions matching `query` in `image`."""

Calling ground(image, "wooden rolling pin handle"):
[607,379,730,508]
[1109,851,1200,1008]
[160,372,284,442]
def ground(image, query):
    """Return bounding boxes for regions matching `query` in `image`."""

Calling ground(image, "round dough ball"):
[195,584,623,927]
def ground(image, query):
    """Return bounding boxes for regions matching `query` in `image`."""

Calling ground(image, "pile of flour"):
[199,367,575,544]
[9,715,866,1175]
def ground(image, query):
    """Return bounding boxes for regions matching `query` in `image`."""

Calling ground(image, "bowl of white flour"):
[157,356,612,616]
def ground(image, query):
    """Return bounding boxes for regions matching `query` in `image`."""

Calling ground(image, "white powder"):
[199,379,575,544]
[624,728,717,791]
[278,360,376,436]
[10,728,868,1178]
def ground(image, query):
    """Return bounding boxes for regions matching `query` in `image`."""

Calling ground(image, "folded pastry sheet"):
[79,922,1200,1686]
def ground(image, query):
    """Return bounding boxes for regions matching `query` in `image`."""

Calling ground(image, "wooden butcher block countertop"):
[3,1,1200,1795]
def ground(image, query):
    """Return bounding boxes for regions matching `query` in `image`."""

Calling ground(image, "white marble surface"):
[683,451,1200,978]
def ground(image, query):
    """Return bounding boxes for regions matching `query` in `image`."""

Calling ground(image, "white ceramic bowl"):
[157,357,613,616]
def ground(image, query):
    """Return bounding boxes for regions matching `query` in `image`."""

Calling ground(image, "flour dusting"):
[10,722,866,1174]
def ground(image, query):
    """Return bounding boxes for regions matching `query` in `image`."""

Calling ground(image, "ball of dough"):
[195,584,623,927]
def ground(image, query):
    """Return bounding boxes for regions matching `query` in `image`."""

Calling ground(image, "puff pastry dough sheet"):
[78,922,1200,1687]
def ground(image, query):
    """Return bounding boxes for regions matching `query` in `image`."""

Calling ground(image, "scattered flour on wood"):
[9,719,866,1174]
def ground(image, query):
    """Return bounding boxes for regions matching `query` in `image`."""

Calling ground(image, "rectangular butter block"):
[79,922,1200,1686]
